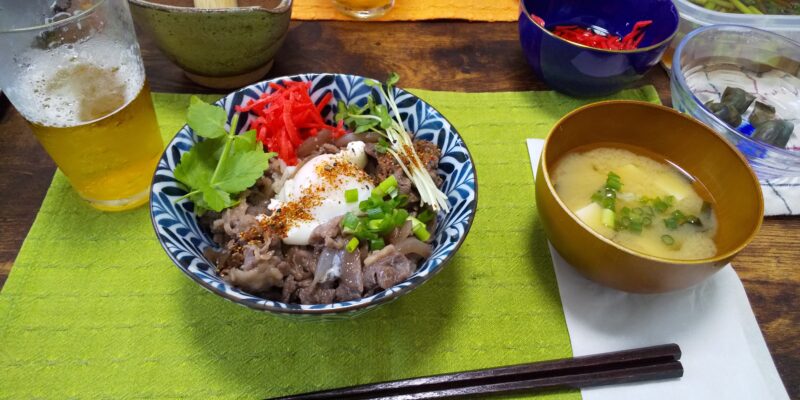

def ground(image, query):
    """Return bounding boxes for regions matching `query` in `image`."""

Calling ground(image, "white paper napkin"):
[526,139,789,400]
[762,177,800,216]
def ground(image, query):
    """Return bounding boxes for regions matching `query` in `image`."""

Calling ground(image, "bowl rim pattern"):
[149,72,478,315]
[540,100,763,265]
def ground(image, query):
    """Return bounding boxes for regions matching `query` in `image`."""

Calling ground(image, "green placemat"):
[0,86,660,399]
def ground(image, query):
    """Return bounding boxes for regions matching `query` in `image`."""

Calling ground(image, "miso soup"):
[552,146,718,260]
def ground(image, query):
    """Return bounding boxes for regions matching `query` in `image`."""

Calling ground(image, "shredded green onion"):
[393,209,409,226]
[367,219,383,231]
[661,234,675,246]
[373,175,398,197]
[344,188,359,203]
[409,217,431,241]
[591,172,621,211]
[346,237,359,252]
[366,207,384,220]
[606,172,622,191]
[370,238,385,251]
[342,212,359,232]
[417,208,436,223]
[663,209,702,230]
[340,183,416,244]
[601,209,616,229]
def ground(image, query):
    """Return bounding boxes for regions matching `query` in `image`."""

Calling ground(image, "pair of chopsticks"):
[269,343,683,399]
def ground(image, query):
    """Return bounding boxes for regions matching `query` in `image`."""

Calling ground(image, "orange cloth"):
[292,0,519,21]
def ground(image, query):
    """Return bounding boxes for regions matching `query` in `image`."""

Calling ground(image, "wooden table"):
[0,21,797,398]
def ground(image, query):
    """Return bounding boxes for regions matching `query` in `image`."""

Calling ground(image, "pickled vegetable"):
[706,101,742,127]
[749,101,776,127]
[753,120,795,148]
[721,87,755,114]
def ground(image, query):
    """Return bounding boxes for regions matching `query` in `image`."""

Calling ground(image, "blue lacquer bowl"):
[519,0,679,97]
[149,73,478,319]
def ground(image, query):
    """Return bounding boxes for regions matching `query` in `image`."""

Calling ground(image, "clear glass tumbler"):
[332,0,395,19]
[0,0,164,211]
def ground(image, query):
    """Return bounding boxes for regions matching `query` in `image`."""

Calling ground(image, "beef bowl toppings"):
[174,74,449,305]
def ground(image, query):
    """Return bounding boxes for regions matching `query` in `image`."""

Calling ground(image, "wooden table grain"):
[0,21,797,397]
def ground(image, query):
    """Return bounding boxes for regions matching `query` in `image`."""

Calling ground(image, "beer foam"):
[8,37,144,127]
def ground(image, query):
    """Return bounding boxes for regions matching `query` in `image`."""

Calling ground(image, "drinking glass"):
[332,0,394,19]
[0,0,164,211]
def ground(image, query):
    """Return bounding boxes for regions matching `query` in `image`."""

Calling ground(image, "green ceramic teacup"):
[129,0,292,89]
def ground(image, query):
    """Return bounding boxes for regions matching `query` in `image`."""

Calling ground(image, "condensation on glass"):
[0,0,163,211]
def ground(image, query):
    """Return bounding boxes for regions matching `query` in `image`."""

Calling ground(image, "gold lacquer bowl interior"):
[536,101,764,293]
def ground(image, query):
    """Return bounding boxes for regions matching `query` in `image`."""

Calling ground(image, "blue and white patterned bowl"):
[149,73,478,318]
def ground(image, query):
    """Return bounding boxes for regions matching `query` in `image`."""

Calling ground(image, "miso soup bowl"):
[536,101,763,293]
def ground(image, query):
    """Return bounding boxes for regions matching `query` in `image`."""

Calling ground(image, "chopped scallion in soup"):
[552,147,718,260]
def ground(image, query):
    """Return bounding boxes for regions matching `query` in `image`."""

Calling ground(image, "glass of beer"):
[332,0,395,19]
[0,0,163,211]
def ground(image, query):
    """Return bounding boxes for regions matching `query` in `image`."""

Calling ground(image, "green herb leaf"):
[201,183,236,211]
[232,130,258,150]
[375,104,392,129]
[213,148,274,193]
[187,96,228,139]
[189,194,212,215]
[174,139,220,194]
[335,100,348,123]
[354,124,374,134]
[174,100,274,213]
[375,138,390,154]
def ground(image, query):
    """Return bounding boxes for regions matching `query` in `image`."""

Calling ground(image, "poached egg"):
[265,141,374,245]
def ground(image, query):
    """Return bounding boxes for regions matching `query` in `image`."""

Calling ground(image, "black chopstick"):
[268,344,683,400]
[0,91,8,119]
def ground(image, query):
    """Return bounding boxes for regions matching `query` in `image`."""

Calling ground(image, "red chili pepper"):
[238,81,347,166]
